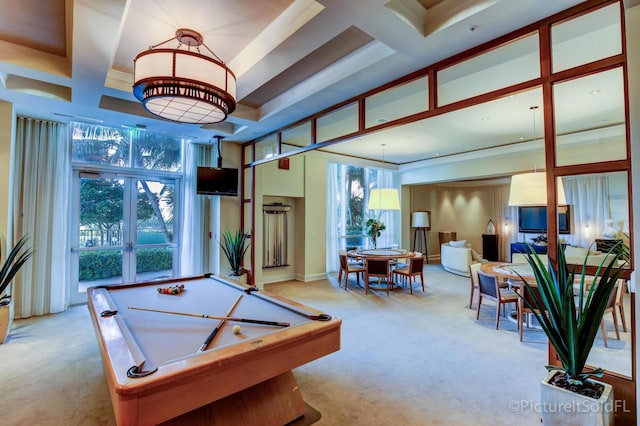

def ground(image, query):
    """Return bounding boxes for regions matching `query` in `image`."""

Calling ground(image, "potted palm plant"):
[517,242,625,425]
[219,229,250,283]
[0,235,33,344]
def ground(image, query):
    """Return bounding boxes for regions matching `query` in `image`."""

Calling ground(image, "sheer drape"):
[12,117,71,318]
[563,175,610,248]
[326,163,340,272]
[494,184,518,261]
[180,143,211,275]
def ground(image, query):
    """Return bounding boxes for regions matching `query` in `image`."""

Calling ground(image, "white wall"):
[410,183,496,259]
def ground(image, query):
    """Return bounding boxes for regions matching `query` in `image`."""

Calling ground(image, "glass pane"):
[317,102,358,143]
[78,176,125,290]
[136,179,174,244]
[365,77,428,128]
[281,143,299,154]
[71,122,129,166]
[78,249,124,290]
[343,165,366,249]
[243,143,253,165]
[243,202,252,235]
[559,171,631,378]
[554,68,626,166]
[244,167,251,198]
[560,172,630,260]
[136,247,173,281]
[281,121,312,150]
[80,177,124,248]
[255,134,278,161]
[438,33,539,106]
[551,3,621,73]
[133,132,182,171]
[135,179,175,282]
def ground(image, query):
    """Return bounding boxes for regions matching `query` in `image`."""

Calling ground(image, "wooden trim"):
[243,0,636,414]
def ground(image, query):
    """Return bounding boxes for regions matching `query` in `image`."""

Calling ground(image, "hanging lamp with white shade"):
[133,29,236,124]
[508,106,566,206]
[368,144,400,210]
[508,172,567,206]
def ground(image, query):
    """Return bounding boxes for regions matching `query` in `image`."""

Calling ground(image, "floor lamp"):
[412,212,429,263]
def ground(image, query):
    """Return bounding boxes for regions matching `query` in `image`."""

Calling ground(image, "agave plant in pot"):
[219,229,250,283]
[0,235,33,344]
[517,242,625,426]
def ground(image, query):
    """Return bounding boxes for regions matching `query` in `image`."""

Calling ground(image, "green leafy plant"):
[0,235,33,305]
[219,230,250,276]
[517,242,625,385]
[365,218,386,248]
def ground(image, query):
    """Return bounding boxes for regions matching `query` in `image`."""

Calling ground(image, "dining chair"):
[476,271,518,330]
[345,246,364,267]
[512,278,546,342]
[338,252,365,291]
[600,280,622,348]
[392,254,424,294]
[616,279,627,332]
[468,263,481,310]
[365,258,392,296]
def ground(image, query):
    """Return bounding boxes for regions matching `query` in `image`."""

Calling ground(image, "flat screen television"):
[518,205,570,234]
[196,167,239,196]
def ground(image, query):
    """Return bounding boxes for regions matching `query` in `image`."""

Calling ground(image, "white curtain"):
[563,175,610,248]
[494,184,518,261]
[326,163,342,272]
[11,117,71,318]
[179,143,211,276]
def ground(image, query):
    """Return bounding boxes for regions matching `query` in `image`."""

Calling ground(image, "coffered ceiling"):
[0,0,606,164]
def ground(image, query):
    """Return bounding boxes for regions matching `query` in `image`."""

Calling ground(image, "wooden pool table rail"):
[88,274,341,425]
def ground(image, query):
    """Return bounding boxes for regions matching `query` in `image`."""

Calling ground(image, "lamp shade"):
[508,172,567,206]
[412,212,429,228]
[368,188,400,210]
[133,29,236,124]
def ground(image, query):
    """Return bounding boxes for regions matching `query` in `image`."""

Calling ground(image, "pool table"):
[87,274,341,426]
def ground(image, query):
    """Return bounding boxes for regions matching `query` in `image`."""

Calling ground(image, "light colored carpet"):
[1,265,556,425]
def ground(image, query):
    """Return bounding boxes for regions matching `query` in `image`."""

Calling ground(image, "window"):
[70,122,186,300]
[327,163,399,271]
[71,122,183,171]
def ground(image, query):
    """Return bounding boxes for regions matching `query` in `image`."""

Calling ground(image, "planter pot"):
[227,273,248,285]
[540,370,614,426]
[0,298,14,344]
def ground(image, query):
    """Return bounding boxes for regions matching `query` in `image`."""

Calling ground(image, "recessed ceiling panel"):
[0,0,66,56]
[111,0,295,74]
[241,26,374,108]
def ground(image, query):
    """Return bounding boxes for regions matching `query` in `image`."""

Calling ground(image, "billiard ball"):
[232,325,241,334]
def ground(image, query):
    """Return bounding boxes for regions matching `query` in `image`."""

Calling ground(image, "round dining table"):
[480,262,535,283]
[347,248,415,290]
[347,248,414,260]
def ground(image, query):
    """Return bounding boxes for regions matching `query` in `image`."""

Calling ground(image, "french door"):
[70,170,180,304]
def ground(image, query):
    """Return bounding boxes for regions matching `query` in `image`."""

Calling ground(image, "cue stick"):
[197,294,243,352]
[128,306,291,327]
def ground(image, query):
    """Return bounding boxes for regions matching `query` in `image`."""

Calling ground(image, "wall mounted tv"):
[196,167,239,196]
[518,205,570,234]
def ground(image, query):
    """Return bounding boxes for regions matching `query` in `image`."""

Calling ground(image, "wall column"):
[0,101,15,239]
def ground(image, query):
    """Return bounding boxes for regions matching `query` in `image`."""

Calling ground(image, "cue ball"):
[232,325,241,334]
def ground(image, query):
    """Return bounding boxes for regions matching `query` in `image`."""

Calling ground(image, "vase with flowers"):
[365,218,386,249]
